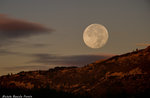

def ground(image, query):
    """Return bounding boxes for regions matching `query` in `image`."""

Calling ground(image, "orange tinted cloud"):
[136,43,150,46]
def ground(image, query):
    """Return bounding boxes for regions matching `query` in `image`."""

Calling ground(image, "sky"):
[0,0,150,75]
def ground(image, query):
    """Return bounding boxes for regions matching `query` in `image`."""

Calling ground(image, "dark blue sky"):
[0,0,150,75]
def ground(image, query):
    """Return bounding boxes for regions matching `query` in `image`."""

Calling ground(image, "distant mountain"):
[0,46,150,98]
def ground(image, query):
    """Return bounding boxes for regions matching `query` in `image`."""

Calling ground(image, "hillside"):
[0,46,150,98]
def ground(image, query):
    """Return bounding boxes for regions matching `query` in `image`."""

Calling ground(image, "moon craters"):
[83,24,108,49]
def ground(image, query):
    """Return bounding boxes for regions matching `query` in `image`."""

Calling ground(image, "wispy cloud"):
[0,14,52,39]
[18,43,50,48]
[2,65,51,71]
[0,14,53,48]
[0,49,20,55]
[136,43,150,46]
[30,53,113,66]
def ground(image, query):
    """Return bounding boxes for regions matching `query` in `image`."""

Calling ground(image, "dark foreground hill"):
[0,46,150,98]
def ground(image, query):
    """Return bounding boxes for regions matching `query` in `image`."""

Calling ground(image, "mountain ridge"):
[0,46,150,97]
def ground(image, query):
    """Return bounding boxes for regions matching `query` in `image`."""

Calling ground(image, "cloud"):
[0,40,22,48]
[2,65,51,71]
[31,43,48,47]
[0,14,52,39]
[0,49,20,55]
[19,43,50,48]
[136,43,150,46]
[0,14,53,47]
[30,53,113,66]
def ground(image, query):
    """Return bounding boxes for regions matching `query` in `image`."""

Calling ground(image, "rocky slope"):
[0,46,150,97]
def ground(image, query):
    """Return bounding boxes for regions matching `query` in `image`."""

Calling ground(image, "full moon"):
[83,24,109,49]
